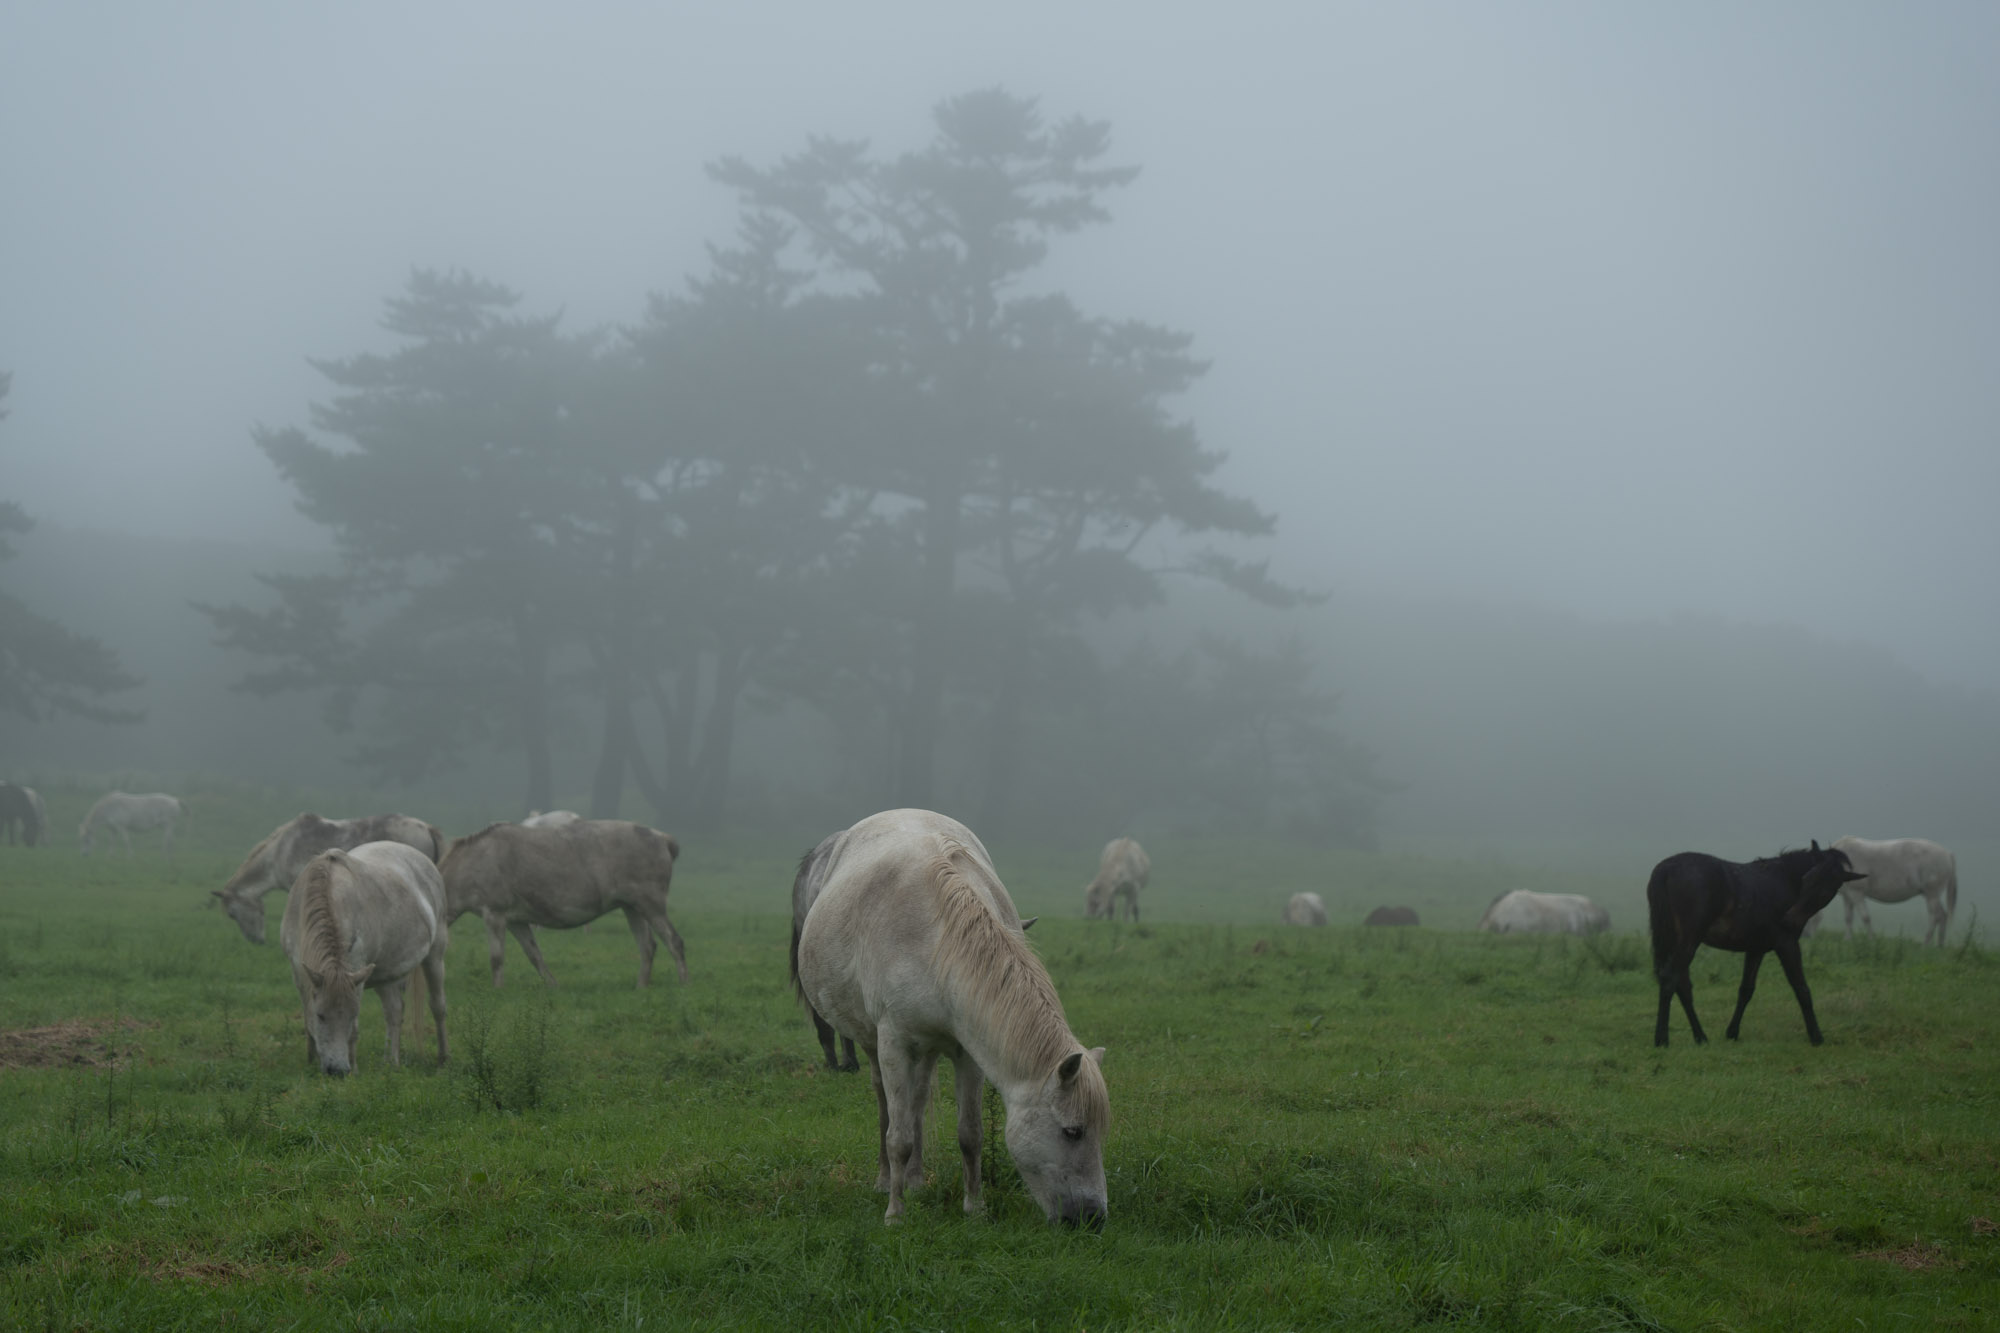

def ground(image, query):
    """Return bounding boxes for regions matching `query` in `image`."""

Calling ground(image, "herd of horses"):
[0,782,1967,1227]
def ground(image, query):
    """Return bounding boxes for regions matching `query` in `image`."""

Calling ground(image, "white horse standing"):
[79,792,183,857]
[280,842,450,1076]
[1827,836,1958,946]
[795,809,1109,1227]
[1083,837,1149,921]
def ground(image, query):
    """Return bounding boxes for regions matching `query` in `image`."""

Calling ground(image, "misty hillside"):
[6,526,1993,863]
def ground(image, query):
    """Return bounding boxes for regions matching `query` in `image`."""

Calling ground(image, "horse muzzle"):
[1057,1198,1106,1232]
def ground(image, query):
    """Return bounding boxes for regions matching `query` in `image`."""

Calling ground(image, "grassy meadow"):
[0,787,1994,1329]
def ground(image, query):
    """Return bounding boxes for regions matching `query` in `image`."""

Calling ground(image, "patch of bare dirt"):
[0,1017,150,1070]
[1857,1242,1958,1271]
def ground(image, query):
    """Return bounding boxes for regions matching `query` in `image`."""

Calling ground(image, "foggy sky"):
[4,3,1996,687]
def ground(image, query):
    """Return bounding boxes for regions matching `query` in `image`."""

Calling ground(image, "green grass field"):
[0,789,1994,1329]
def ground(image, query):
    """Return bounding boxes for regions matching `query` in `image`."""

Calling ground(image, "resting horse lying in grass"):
[1648,840,1865,1047]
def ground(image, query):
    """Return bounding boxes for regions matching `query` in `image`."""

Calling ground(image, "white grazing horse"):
[79,792,183,857]
[1827,836,1958,946]
[1281,892,1328,926]
[280,842,450,1076]
[212,812,445,944]
[1478,889,1610,935]
[795,809,1109,1227]
[1083,838,1149,921]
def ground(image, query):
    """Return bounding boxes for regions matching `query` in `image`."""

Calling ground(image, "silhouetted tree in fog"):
[201,273,598,809]
[0,372,143,722]
[710,88,1294,820]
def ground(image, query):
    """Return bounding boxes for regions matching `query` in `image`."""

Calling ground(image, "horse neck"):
[299,860,349,974]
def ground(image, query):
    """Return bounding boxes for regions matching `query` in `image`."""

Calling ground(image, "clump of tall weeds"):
[459,998,554,1113]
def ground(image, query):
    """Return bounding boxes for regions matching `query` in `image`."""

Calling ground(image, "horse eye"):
[1062,1126,1084,1142]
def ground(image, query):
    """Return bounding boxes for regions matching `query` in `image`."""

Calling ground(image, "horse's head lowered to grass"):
[1005,1045,1110,1229]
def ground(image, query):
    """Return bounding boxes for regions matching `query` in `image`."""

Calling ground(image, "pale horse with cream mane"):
[795,809,1110,1227]
[281,842,450,1076]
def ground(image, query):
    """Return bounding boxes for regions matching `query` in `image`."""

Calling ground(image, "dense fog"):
[3,5,1996,869]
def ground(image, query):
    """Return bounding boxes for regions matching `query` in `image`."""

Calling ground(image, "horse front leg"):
[953,1053,986,1215]
[1773,939,1824,1045]
[1724,950,1765,1040]
[483,912,508,987]
[507,922,558,986]
[868,1050,891,1193]
[1926,892,1947,948]
[875,1040,922,1222]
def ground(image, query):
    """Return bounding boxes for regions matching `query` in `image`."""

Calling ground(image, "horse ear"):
[1058,1051,1084,1085]
[1810,839,1821,852]
[1843,869,1868,883]
[303,964,326,990]
[348,963,375,988]
[1086,1046,1105,1067]
[1020,916,1038,932]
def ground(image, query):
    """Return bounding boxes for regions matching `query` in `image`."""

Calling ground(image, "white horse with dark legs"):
[795,809,1110,1228]
[1826,836,1958,946]
[211,812,445,944]
[280,843,450,1076]
[79,792,182,857]
[1083,837,1149,921]
[439,820,686,988]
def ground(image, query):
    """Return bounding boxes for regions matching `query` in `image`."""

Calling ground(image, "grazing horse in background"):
[440,819,686,988]
[1648,841,1865,1048]
[1083,838,1149,921]
[0,783,43,845]
[795,809,1109,1227]
[1826,836,1957,947]
[522,809,581,828]
[280,843,450,1075]
[1478,890,1609,935]
[211,812,446,944]
[1364,905,1419,927]
[1282,892,1328,926]
[79,792,182,857]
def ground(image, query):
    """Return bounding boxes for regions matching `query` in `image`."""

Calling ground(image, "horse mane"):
[927,837,1096,1119]
[298,852,353,988]
[222,825,285,895]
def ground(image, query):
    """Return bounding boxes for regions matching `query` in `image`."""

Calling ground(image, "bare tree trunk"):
[692,642,748,829]
[515,614,554,815]
[589,496,641,818]
[897,479,961,807]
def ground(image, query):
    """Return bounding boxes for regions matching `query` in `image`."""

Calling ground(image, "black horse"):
[1648,841,1865,1047]
[0,783,40,846]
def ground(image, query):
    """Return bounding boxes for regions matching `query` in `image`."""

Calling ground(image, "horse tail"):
[1644,862,1680,977]
[425,822,447,863]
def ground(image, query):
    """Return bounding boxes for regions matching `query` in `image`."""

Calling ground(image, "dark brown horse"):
[1648,841,1864,1047]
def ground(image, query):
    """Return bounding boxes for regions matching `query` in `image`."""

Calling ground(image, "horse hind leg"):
[379,978,408,1068]
[636,899,688,984]
[507,922,558,986]
[840,1035,859,1073]
[622,906,657,988]
[422,948,450,1065]
[869,1052,891,1193]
